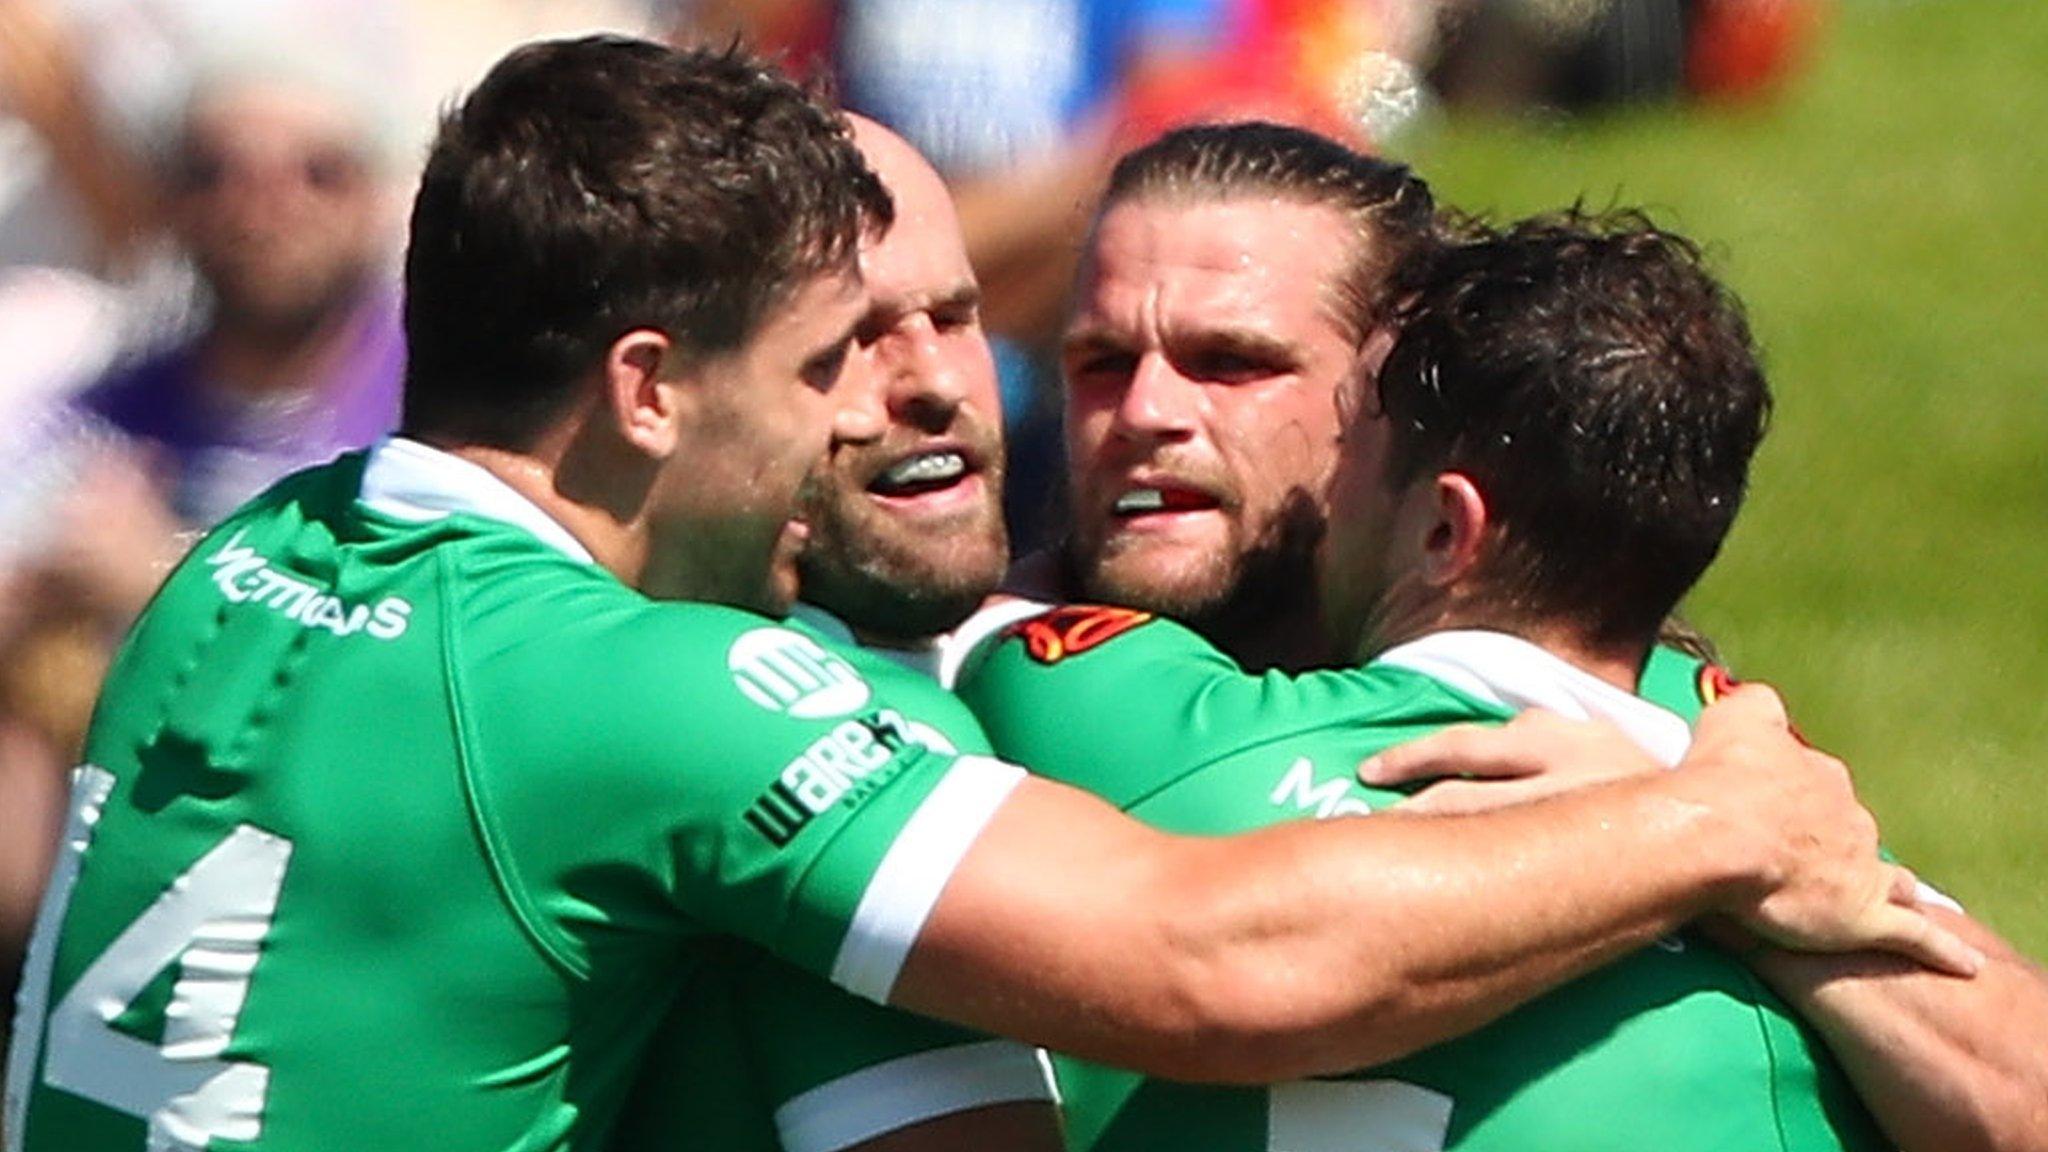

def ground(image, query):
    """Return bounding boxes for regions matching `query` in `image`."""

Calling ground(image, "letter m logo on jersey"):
[727,629,872,719]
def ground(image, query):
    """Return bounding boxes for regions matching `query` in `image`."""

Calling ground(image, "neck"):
[436,436,648,583]
[1505,622,1646,692]
[849,622,929,651]
[1048,549,1334,674]
[1368,591,1647,691]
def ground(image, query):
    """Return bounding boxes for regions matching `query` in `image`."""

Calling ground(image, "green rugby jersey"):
[5,440,1026,1152]
[614,606,1052,1152]
[956,609,1884,1152]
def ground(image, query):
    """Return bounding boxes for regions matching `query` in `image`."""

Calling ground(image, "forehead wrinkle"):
[870,278,980,339]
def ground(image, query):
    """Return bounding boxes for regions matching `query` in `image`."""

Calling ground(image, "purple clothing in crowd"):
[78,294,405,527]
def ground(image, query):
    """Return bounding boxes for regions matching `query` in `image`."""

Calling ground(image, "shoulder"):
[481,603,968,780]
[961,605,1462,727]
[958,604,1480,803]
[961,602,1198,679]
[955,603,1223,738]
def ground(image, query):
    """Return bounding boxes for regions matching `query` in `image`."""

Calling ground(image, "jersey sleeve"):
[467,603,1025,1002]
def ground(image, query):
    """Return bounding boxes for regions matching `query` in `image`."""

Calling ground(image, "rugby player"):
[610,115,1060,1152]
[961,206,2048,1149]
[2,38,1975,1152]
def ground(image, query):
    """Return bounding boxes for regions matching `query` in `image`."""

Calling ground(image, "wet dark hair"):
[401,36,891,448]
[1378,208,1771,645]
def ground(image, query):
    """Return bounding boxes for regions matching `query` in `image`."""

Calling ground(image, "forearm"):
[1746,908,2048,1152]
[895,770,1761,1083]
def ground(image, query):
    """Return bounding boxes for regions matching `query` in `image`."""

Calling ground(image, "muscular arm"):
[1743,906,2048,1152]
[890,689,1971,1083]
[896,768,1742,1081]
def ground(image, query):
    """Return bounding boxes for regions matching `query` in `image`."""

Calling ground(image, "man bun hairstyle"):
[1102,121,1439,345]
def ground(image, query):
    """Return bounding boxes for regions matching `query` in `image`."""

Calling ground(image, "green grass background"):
[1398,0,2048,954]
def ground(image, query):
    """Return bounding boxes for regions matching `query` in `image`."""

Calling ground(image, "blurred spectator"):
[0,0,159,274]
[1427,0,1825,112]
[76,62,406,530]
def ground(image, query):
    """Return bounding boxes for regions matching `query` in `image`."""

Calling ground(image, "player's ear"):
[604,328,683,460]
[1418,471,1489,587]
[1336,328,1396,430]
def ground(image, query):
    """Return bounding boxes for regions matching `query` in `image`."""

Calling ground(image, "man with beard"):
[786,116,1041,681]
[609,115,1061,1152]
[1048,121,1436,672]
[961,209,2048,1151]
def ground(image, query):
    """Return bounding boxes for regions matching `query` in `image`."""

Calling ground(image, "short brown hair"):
[401,36,892,448]
[1377,208,1772,646]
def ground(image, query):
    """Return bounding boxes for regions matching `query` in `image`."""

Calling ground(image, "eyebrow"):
[1061,325,1300,365]
[931,281,981,310]
[1060,326,1131,361]
[1179,328,1299,365]
[873,280,981,328]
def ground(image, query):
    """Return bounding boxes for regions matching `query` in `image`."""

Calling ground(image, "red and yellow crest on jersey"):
[1006,605,1154,665]
[1696,663,1740,706]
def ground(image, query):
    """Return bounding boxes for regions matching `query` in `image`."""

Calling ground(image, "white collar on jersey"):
[791,596,1052,689]
[1371,629,1694,767]
[358,436,595,565]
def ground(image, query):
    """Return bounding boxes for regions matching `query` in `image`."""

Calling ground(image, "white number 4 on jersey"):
[6,766,292,1152]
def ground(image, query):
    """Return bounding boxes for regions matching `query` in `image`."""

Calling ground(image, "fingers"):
[1395,779,1510,816]
[1398,773,1613,816]
[1358,723,1537,787]
[1888,864,1923,907]
[1689,682,1791,746]
[1858,901,1986,979]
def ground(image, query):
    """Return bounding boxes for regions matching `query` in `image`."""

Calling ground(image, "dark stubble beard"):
[796,472,1009,642]
[1068,487,1331,672]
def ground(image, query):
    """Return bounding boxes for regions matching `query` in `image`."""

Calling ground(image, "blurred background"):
[0,0,2041,1009]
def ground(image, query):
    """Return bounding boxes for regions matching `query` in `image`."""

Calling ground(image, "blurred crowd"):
[0,0,1819,1032]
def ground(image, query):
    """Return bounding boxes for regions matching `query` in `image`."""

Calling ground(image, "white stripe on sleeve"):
[775,1040,1054,1152]
[830,755,1026,1002]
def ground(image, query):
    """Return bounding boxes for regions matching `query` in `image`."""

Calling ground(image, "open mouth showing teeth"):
[1114,487,1216,515]
[870,451,969,497]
